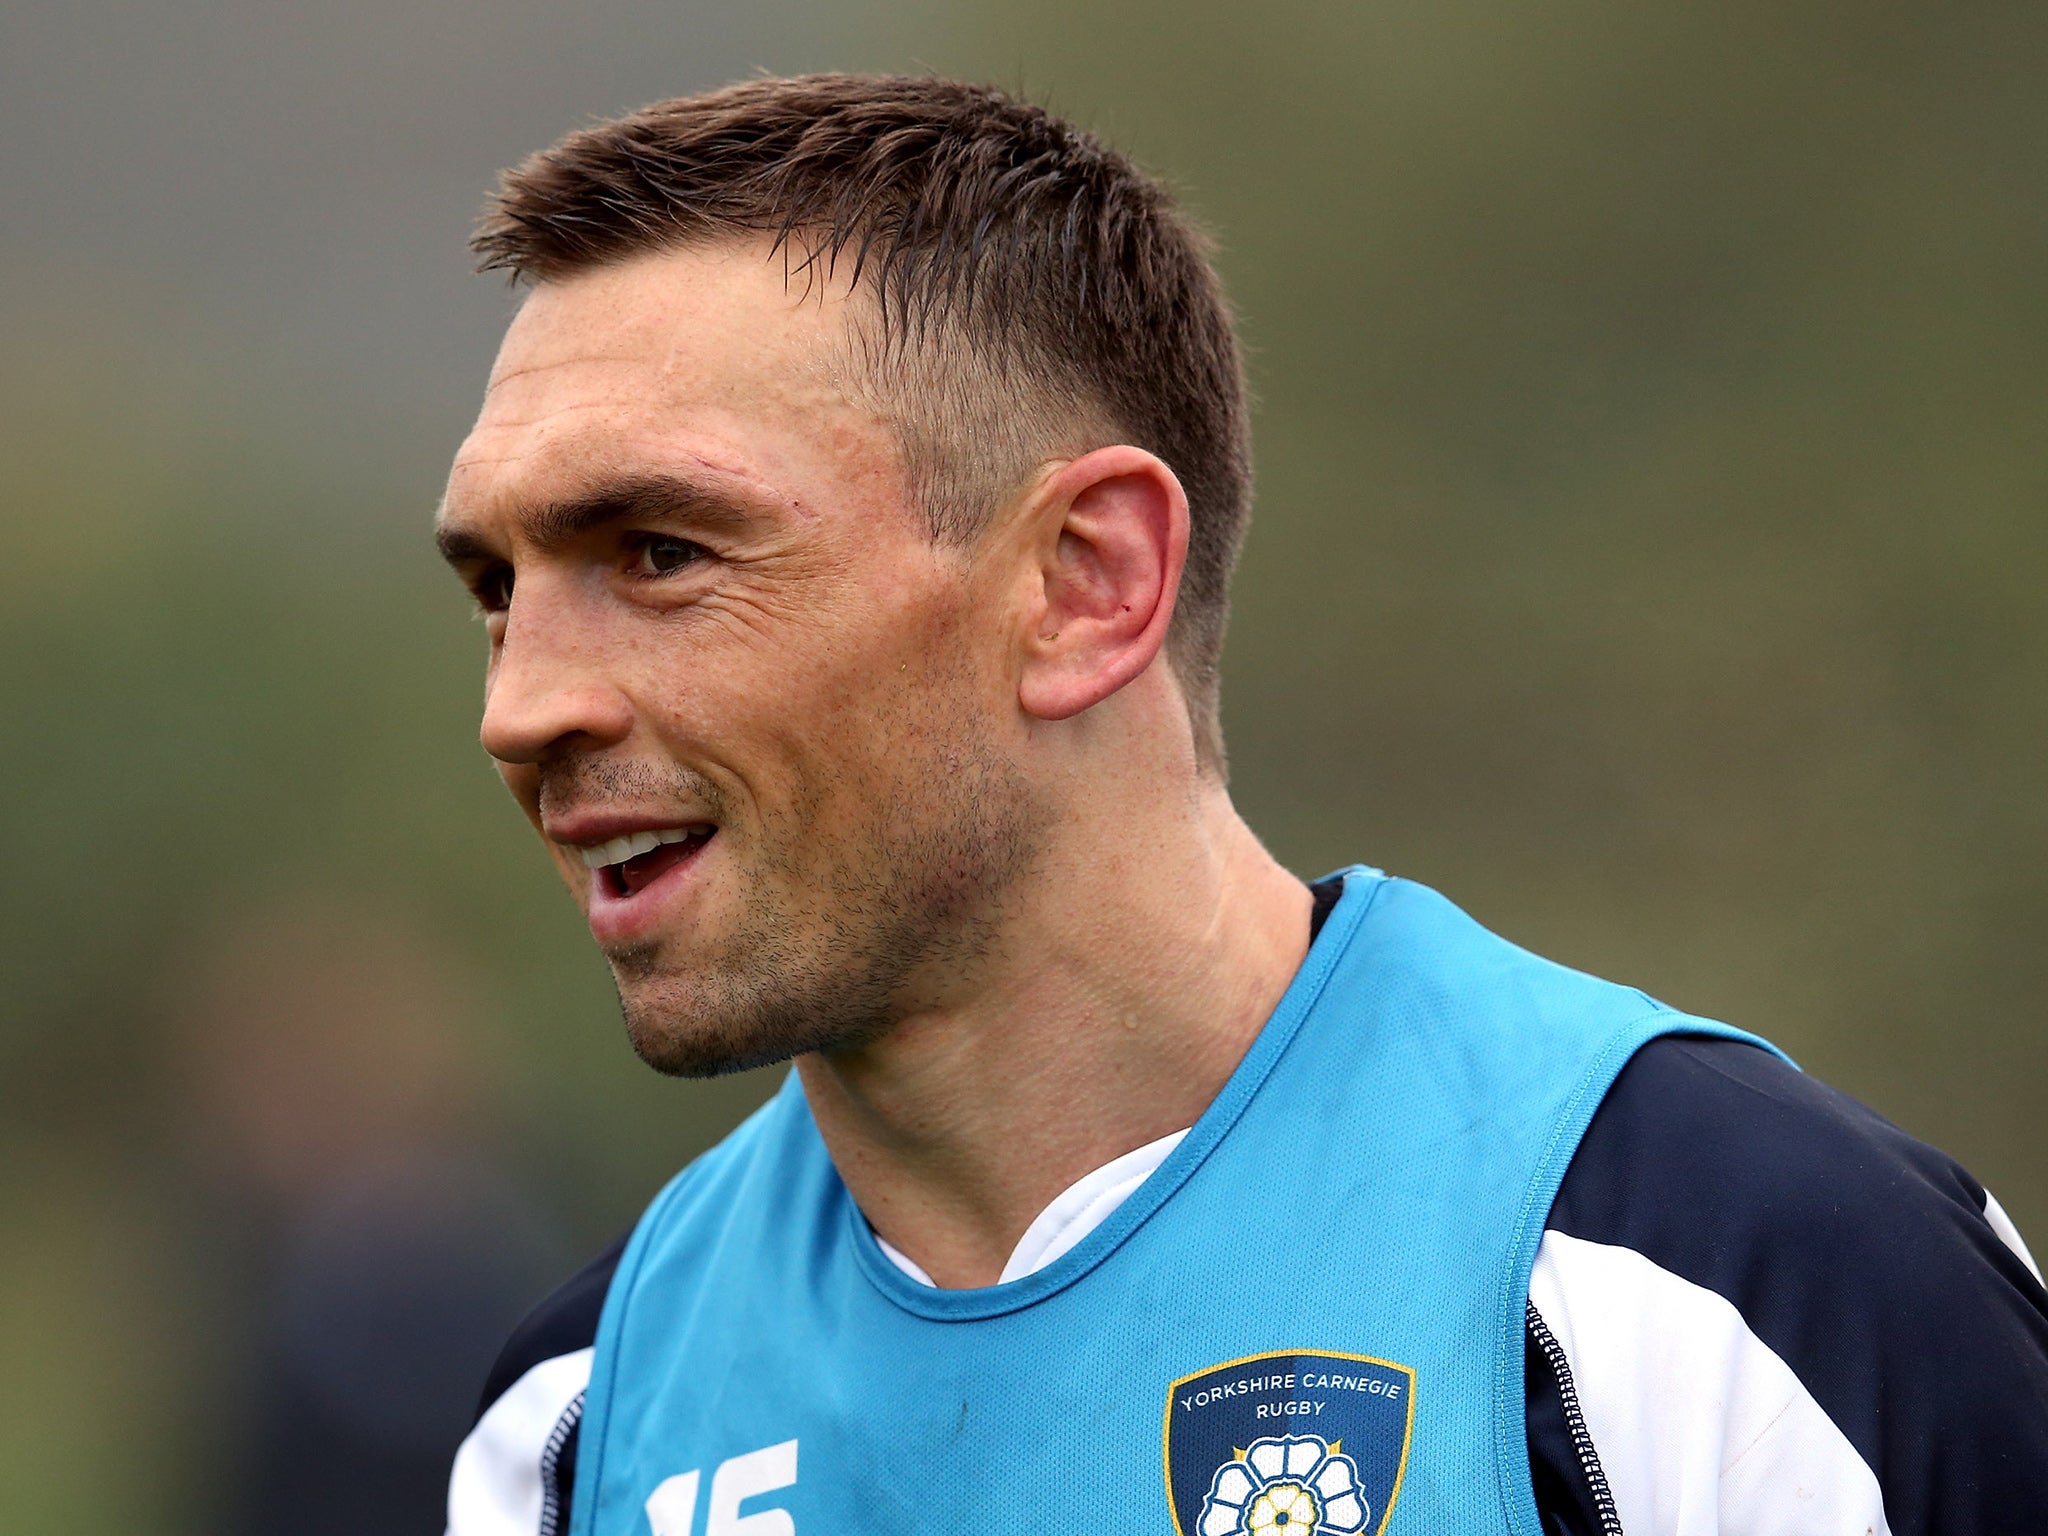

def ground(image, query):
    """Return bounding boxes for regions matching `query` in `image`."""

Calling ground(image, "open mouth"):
[579,825,716,899]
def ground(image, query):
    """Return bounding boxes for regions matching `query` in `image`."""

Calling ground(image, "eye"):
[629,534,707,578]
[473,562,514,612]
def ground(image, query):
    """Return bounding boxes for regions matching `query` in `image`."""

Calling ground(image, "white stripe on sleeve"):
[447,1347,594,1536]
[1982,1189,2043,1285]
[1530,1230,1890,1536]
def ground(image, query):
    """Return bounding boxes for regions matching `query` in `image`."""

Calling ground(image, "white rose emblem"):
[1197,1433,1370,1536]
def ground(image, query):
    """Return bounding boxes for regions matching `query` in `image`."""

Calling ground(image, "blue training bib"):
[570,870,1781,1535]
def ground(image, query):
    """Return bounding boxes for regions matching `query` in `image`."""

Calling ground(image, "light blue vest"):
[571,870,1780,1535]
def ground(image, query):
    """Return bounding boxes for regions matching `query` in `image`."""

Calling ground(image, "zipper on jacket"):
[1527,1301,1624,1536]
[538,1390,586,1536]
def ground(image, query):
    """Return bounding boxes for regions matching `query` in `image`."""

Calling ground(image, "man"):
[436,75,2047,1535]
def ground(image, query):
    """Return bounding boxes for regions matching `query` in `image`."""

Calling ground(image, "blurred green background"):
[4,1,2043,1529]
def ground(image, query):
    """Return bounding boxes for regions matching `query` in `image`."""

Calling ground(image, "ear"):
[1016,445,1189,724]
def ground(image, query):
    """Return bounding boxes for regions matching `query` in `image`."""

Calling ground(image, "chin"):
[613,962,895,1080]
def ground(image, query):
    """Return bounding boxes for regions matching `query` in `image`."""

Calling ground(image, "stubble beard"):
[596,716,1047,1079]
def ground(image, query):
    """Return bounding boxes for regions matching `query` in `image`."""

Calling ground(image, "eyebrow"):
[434,470,764,567]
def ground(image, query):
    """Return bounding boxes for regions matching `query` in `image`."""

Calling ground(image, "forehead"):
[447,243,898,521]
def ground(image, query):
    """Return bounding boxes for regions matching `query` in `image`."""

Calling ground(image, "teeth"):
[576,825,707,870]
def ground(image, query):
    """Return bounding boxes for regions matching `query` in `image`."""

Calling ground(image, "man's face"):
[437,244,1045,1075]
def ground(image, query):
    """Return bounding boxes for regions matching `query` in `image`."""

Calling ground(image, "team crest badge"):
[1164,1351,1414,1536]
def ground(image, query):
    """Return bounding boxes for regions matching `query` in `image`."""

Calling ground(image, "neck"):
[795,780,1311,1288]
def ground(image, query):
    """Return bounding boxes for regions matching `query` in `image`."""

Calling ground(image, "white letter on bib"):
[644,1470,701,1536]
[707,1440,798,1536]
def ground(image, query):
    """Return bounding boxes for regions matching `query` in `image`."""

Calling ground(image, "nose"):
[478,589,635,766]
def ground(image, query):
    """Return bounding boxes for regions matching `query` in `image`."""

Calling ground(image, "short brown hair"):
[473,74,1251,771]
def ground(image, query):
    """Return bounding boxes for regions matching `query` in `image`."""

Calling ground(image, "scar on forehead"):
[447,452,521,474]
[486,353,647,389]
[463,399,624,434]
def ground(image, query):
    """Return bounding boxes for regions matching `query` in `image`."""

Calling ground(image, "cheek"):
[799,589,980,749]
[629,558,992,816]
[826,611,999,784]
